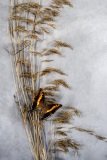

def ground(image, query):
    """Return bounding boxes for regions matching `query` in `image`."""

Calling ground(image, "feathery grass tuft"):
[54,40,73,49]
[50,79,70,89]
[40,67,66,76]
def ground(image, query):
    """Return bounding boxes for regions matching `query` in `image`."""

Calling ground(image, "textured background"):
[0,0,107,159]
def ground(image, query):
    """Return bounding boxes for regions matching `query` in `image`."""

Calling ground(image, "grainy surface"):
[0,0,107,160]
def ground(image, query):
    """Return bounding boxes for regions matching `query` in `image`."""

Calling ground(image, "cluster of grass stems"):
[9,0,107,159]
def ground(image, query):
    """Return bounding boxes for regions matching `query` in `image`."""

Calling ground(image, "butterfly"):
[28,88,62,120]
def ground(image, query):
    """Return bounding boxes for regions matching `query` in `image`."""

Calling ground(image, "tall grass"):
[9,0,107,159]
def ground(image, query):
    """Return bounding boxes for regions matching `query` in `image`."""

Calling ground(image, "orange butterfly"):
[29,88,62,120]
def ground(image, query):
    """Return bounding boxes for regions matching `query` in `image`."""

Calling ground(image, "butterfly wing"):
[30,88,45,112]
[41,104,62,120]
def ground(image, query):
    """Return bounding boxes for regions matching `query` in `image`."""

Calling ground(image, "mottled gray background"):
[0,0,107,160]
